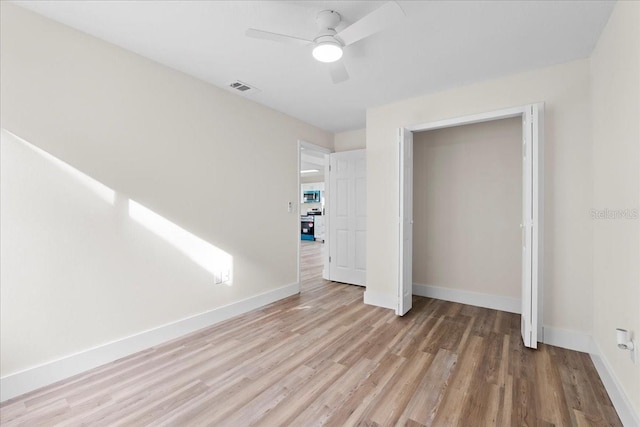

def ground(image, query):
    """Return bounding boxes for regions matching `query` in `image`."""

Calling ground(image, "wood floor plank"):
[324,353,406,426]
[396,348,457,426]
[497,374,514,426]
[251,359,347,427]
[430,335,485,426]
[287,358,378,426]
[457,333,506,425]
[534,345,573,427]
[0,241,622,426]
[216,364,316,427]
[364,351,434,426]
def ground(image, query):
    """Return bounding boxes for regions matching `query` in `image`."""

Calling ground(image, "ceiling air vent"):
[228,80,260,95]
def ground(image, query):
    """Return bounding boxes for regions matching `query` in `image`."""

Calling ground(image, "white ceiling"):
[13,0,614,133]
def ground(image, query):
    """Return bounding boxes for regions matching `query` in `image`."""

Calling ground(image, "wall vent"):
[228,80,260,95]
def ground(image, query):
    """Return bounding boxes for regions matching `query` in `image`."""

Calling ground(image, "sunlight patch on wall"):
[1,129,116,204]
[1,128,232,284]
[128,200,233,284]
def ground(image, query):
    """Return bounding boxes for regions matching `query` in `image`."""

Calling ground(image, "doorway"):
[296,142,368,291]
[398,104,544,349]
[297,141,331,290]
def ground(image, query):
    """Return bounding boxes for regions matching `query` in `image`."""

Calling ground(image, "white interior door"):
[328,150,366,285]
[521,104,543,349]
[521,112,534,348]
[398,128,413,315]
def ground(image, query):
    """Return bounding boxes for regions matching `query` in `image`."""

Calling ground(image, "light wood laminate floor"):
[1,241,621,426]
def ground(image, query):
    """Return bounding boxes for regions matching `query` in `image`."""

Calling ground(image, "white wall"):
[367,59,593,333]
[413,118,521,300]
[590,0,640,417]
[334,128,366,152]
[0,3,332,378]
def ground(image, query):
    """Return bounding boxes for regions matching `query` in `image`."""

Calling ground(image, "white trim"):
[299,140,332,154]
[0,282,300,402]
[542,327,592,353]
[322,152,331,280]
[413,283,521,314]
[405,105,528,133]
[297,141,302,287]
[533,103,545,340]
[590,340,640,427]
[363,289,396,310]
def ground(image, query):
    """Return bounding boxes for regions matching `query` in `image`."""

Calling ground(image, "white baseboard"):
[590,340,640,427]
[542,327,593,353]
[0,282,300,402]
[363,290,396,310]
[412,283,521,314]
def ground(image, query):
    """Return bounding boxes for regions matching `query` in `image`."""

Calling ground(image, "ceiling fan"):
[245,1,405,84]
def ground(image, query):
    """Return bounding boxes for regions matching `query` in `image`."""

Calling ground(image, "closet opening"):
[398,104,544,348]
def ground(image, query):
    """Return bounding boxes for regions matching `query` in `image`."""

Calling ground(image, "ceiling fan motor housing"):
[314,10,343,47]
[316,10,341,31]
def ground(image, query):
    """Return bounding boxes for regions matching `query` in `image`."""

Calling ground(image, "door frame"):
[297,140,332,288]
[399,103,544,344]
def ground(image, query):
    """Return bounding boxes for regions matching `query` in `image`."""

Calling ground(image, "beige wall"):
[0,3,332,376]
[413,118,521,299]
[590,0,640,416]
[367,59,593,333]
[334,128,366,152]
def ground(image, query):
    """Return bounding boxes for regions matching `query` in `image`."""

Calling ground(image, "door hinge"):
[329,256,331,263]
[329,165,331,172]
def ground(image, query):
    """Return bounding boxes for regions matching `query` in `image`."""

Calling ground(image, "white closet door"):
[398,128,413,315]
[521,104,543,349]
[328,150,367,285]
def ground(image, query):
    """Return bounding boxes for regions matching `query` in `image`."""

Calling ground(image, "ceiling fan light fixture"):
[312,41,343,63]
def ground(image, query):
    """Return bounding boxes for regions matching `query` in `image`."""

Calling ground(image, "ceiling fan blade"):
[337,1,405,47]
[245,28,312,46]
[329,61,350,84]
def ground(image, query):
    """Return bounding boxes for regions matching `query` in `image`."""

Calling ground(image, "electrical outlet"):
[221,270,230,283]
